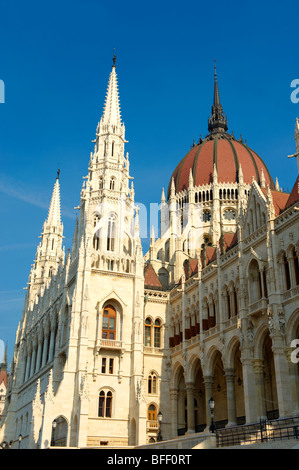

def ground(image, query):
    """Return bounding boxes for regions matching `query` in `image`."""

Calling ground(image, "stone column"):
[48,325,56,362]
[241,353,259,424]
[35,329,43,373]
[24,348,31,382]
[186,382,195,433]
[170,389,178,438]
[271,337,292,417]
[204,375,214,431]
[253,359,267,420]
[285,347,299,416]
[225,368,237,426]
[42,326,50,367]
[30,337,37,378]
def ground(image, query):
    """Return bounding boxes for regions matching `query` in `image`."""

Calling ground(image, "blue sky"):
[0,0,298,366]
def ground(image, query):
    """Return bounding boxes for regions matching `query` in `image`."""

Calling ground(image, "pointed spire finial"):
[100,55,122,128]
[46,173,62,226]
[208,62,228,134]
[112,49,116,68]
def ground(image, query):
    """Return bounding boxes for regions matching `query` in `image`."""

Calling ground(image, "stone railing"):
[146,420,159,432]
[282,285,299,301]
[97,339,123,350]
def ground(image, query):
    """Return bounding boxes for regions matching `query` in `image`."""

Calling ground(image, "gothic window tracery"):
[223,209,236,221]
[148,372,157,394]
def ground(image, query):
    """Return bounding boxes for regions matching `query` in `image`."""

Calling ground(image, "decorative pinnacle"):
[112,53,116,68]
[208,62,228,134]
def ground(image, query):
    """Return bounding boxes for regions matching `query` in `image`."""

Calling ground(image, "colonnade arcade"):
[169,319,299,436]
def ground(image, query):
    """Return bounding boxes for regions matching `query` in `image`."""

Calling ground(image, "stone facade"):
[0,58,298,448]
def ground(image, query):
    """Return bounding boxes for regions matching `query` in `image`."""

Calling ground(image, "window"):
[110,178,115,190]
[147,404,157,421]
[223,209,236,221]
[145,318,152,347]
[154,319,161,348]
[98,390,113,418]
[293,247,299,286]
[203,210,211,222]
[283,253,291,290]
[148,372,157,394]
[101,357,114,374]
[102,305,116,339]
[107,214,116,251]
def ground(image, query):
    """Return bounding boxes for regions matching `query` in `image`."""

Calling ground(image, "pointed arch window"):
[283,253,291,290]
[107,214,116,251]
[148,372,157,394]
[98,390,113,418]
[154,319,161,348]
[147,404,157,421]
[145,318,152,347]
[109,178,115,190]
[102,305,116,340]
[292,247,299,286]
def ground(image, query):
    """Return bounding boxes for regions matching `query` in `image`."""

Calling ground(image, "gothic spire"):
[46,171,62,227]
[208,61,228,134]
[100,54,122,128]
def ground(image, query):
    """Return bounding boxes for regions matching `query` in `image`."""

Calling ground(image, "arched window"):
[154,319,161,348]
[292,247,299,286]
[111,141,115,157]
[147,404,157,421]
[249,259,262,303]
[225,288,231,319]
[102,305,116,340]
[98,390,113,418]
[107,214,116,251]
[145,318,152,347]
[283,253,291,290]
[148,372,157,394]
[110,178,115,190]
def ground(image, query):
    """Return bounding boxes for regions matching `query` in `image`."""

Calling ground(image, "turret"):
[27,171,64,299]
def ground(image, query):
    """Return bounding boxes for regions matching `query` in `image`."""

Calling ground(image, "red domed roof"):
[167,66,275,198]
[168,133,275,197]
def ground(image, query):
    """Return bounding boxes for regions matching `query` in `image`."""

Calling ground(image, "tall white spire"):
[46,170,61,226]
[27,172,64,299]
[100,55,122,129]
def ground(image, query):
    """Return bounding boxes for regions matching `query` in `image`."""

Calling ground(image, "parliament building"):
[0,57,299,448]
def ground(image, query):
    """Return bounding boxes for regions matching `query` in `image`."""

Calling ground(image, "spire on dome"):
[100,54,122,128]
[46,172,62,226]
[208,61,228,134]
